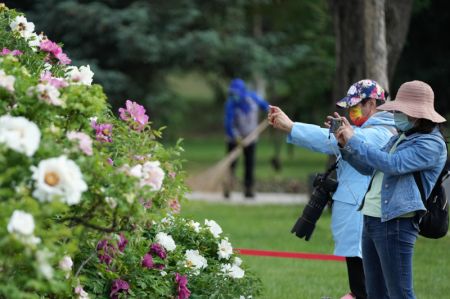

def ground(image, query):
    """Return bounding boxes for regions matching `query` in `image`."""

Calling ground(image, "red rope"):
[235,248,345,262]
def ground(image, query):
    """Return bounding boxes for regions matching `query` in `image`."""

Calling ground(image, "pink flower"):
[67,131,93,155]
[169,198,181,214]
[91,119,113,143]
[40,71,68,89]
[118,233,128,252]
[118,100,149,131]
[141,253,154,269]
[169,171,177,179]
[1,48,23,56]
[96,239,116,265]
[40,40,71,65]
[107,158,114,165]
[150,243,167,259]
[110,279,129,299]
[175,273,191,299]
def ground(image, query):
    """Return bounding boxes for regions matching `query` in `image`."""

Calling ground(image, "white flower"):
[75,285,89,299]
[205,219,222,238]
[0,69,15,92]
[66,65,94,85]
[184,249,207,274]
[0,115,41,156]
[31,155,88,205]
[10,16,35,40]
[161,214,174,225]
[217,238,233,260]
[105,197,117,209]
[160,271,167,277]
[35,83,62,106]
[36,250,54,280]
[129,164,142,178]
[220,263,245,279]
[234,257,242,266]
[126,161,165,191]
[155,232,176,252]
[27,32,42,48]
[188,220,200,233]
[141,161,165,191]
[59,256,73,272]
[7,210,35,236]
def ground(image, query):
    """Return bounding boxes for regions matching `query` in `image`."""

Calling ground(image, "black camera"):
[291,163,338,241]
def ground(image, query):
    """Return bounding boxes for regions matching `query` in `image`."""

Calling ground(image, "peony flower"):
[220,263,245,279]
[141,253,154,269]
[31,155,88,205]
[40,70,68,88]
[205,219,222,238]
[67,131,93,155]
[36,250,54,280]
[175,273,191,299]
[0,69,15,92]
[140,161,165,191]
[0,48,23,56]
[59,256,73,272]
[91,119,113,143]
[27,32,45,49]
[0,115,41,156]
[10,16,35,39]
[150,243,167,259]
[188,220,200,233]
[184,249,207,274]
[40,39,71,65]
[217,238,233,260]
[234,257,242,266]
[75,285,90,299]
[34,83,63,106]
[118,100,149,131]
[7,210,35,236]
[96,239,116,265]
[110,279,129,299]
[66,65,94,85]
[117,233,128,252]
[155,232,176,252]
[169,198,181,214]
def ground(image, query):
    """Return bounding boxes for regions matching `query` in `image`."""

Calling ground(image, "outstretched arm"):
[249,91,269,112]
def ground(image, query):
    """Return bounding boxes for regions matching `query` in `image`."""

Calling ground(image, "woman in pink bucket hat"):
[333,80,447,299]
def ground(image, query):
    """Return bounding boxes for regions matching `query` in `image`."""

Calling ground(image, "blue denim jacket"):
[340,127,447,221]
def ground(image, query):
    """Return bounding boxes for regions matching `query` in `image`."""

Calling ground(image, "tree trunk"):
[364,0,389,90]
[385,0,414,85]
[329,0,413,98]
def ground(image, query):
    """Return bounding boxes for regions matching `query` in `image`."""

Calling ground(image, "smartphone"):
[329,118,342,133]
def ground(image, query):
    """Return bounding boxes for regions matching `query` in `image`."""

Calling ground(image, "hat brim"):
[378,101,447,123]
[336,96,362,108]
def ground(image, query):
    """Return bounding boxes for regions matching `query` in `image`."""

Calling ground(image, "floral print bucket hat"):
[336,79,387,108]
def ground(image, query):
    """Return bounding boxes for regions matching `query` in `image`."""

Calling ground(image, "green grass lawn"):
[181,134,328,192]
[181,201,450,299]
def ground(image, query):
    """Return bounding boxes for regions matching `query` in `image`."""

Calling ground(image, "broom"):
[186,120,270,192]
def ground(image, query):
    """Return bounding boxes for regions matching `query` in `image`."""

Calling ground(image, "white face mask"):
[394,112,415,132]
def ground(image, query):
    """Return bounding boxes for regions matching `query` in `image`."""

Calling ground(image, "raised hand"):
[268,105,294,133]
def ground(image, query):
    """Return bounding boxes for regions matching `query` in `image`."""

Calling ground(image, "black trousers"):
[227,141,255,190]
[346,257,367,299]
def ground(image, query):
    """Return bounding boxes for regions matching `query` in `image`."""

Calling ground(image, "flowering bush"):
[0,5,260,298]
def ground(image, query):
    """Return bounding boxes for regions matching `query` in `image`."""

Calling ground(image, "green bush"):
[0,5,260,298]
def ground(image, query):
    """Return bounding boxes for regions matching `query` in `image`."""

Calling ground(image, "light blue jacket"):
[287,111,396,205]
[340,127,447,221]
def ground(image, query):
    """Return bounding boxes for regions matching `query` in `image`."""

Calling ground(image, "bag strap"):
[413,172,426,206]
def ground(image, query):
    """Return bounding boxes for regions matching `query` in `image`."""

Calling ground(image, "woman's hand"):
[268,105,294,133]
[325,112,354,146]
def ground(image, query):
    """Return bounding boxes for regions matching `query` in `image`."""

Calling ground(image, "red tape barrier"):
[235,248,345,262]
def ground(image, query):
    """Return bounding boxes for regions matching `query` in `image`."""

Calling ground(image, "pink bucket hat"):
[377,80,446,123]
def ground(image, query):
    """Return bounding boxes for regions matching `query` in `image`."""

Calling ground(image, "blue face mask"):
[394,112,415,132]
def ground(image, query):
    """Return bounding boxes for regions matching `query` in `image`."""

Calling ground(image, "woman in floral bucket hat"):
[334,80,447,299]
[269,79,396,299]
